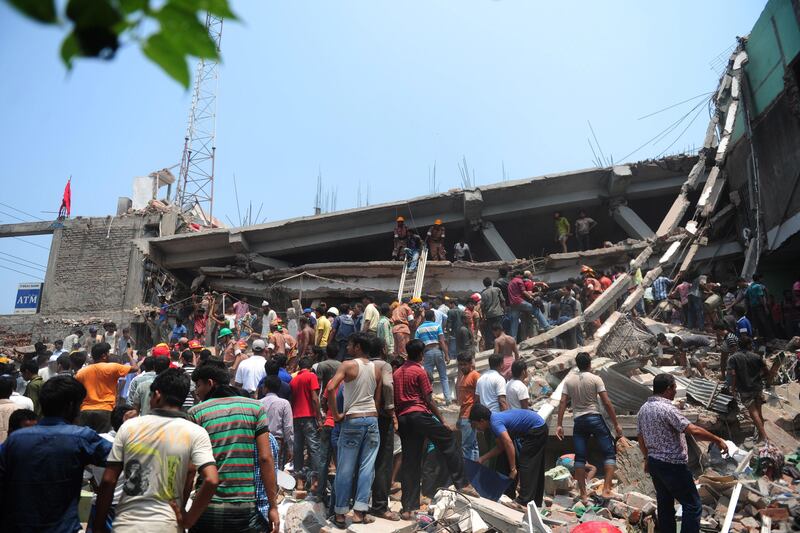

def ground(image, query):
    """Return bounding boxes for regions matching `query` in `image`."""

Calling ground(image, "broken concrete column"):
[480,221,516,261]
[611,204,656,240]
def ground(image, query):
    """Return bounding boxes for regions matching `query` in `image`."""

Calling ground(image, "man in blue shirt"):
[470,404,548,509]
[0,375,112,532]
[734,308,753,338]
[415,309,451,405]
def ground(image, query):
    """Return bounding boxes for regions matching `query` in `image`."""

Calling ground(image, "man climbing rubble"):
[727,335,770,443]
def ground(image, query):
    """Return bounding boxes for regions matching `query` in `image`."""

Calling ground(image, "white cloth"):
[110,413,215,530]
[475,370,507,413]
[90,431,124,505]
[9,393,33,410]
[235,355,267,393]
[505,379,530,409]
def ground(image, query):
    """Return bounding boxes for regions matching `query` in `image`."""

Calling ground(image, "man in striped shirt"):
[189,361,279,532]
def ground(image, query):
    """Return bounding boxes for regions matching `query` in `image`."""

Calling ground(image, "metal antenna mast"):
[175,13,223,225]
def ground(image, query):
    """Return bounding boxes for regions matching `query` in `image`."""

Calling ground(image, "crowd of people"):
[0,262,798,532]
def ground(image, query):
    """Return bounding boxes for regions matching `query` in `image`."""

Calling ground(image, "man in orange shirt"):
[75,342,136,432]
[456,353,481,461]
[391,299,414,356]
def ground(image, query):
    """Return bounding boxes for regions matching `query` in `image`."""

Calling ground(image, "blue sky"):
[0,1,766,313]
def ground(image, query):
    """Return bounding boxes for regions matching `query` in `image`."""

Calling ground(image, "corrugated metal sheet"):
[595,367,652,414]
[686,378,737,414]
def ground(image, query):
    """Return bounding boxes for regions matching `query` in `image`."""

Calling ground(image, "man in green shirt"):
[21,360,44,417]
[554,211,570,253]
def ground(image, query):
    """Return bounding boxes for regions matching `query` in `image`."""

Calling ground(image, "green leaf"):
[66,0,122,30]
[143,32,189,88]
[6,0,57,23]
[156,3,218,60]
[119,0,148,14]
[60,32,80,69]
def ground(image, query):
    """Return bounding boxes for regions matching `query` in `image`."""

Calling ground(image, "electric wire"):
[0,263,44,280]
[0,251,46,268]
[0,201,45,221]
[0,256,46,272]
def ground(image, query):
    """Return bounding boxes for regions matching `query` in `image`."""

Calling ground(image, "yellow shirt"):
[315,315,331,347]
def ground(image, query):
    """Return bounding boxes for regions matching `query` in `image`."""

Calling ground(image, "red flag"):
[58,178,71,218]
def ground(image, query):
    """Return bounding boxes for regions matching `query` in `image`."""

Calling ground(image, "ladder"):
[397,246,428,301]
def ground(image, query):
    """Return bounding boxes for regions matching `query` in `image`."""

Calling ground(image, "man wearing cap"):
[218,327,237,366]
[235,339,269,397]
[303,307,317,329]
[426,219,447,261]
[259,301,277,340]
[392,216,409,260]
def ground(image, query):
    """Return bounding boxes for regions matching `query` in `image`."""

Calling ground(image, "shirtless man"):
[296,316,316,357]
[493,323,519,380]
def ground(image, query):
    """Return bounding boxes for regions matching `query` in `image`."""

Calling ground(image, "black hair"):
[457,352,474,364]
[192,361,231,385]
[91,342,111,360]
[153,357,171,374]
[312,346,326,363]
[111,405,134,432]
[56,354,71,371]
[40,375,87,418]
[265,359,281,376]
[498,267,508,277]
[348,331,373,356]
[0,374,15,398]
[656,333,668,344]
[264,375,282,394]
[671,337,684,347]
[713,322,728,331]
[380,302,391,317]
[20,359,38,375]
[339,303,350,315]
[141,356,156,372]
[69,351,87,371]
[8,409,37,433]
[511,359,528,378]
[181,349,194,364]
[150,368,190,407]
[406,339,425,361]
[326,342,339,360]
[575,352,591,371]
[198,349,212,364]
[653,373,675,394]
[492,323,503,332]
[734,307,746,318]
[54,339,63,347]
[298,356,313,370]
[390,356,405,371]
[363,295,374,303]
[469,403,491,422]
[424,309,435,322]
[169,350,180,361]
[275,355,288,368]
[483,277,492,287]
[739,335,753,349]
[488,353,503,370]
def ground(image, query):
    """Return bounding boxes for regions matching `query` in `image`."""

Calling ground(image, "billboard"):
[14,282,43,314]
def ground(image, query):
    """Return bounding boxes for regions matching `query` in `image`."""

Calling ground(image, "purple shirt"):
[637,396,690,464]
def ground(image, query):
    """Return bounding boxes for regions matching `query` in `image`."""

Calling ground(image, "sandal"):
[352,512,375,524]
[399,511,415,521]
[460,485,480,498]
[502,500,527,512]
[372,510,401,521]
[332,515,348,529]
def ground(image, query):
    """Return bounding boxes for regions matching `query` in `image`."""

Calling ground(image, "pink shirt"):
[676,282,691,305]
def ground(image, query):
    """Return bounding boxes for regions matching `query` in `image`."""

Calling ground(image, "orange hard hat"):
[396,216,405,222]
[188,339,203,351]
[152,343,170,357]
[434,219,442,225]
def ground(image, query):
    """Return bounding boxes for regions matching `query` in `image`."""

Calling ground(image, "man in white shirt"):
[475,354,508,413]
[505,360,530,410]
[235,339,268,397]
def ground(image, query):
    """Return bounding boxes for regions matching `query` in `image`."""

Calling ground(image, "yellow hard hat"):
[434,219,442,225]
[410,297,423,304]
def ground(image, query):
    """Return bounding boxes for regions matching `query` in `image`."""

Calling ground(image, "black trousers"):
[397,412,468,512]
[370,415,395,513]
[496,426,547,506]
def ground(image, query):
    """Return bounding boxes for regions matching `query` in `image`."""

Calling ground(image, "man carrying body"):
[556,352,623,502]
[94,369,222,533]
[326,332,383,527]
[727,336,769,442]
[393,339,477,520]
[415,309,451,405]
[493,323,519,380]
[189,363,280,531]
[427,219,447,261]
[470,404,548,509]
[637,374,729,533]
[76,342,137,432]
[392,216,409,260]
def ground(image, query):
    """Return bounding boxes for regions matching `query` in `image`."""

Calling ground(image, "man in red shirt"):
[289,356,321,490]
[394,339,477,519]
[507,270,546,341]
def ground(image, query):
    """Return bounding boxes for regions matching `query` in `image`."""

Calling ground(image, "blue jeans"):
[509,302,550,340]
[647,457,702,533]
[293,417,322,486]
[334,417,379,514]
[457,419,479,461]
[423,348,451,403]
[573,414,616,469]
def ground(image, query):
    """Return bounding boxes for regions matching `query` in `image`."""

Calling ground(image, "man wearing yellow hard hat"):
[427,219,447,261]
[392,216,409,260]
